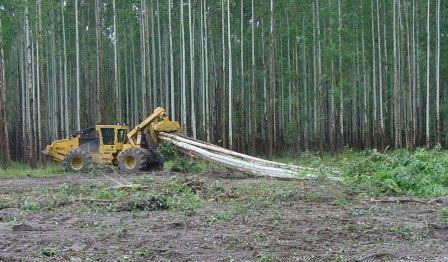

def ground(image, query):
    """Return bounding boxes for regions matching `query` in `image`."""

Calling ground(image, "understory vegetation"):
[2,146,448,198]
[277,148,448,197]
[341,148,448,197]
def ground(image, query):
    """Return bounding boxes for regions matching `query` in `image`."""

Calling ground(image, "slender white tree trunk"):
[227,0,233,149]
[113,0,120,121]
[61,0,69,136]
[435,0,440,145]
[140,0,147,117]
[204,0,210,142]
[188,0,196,138]
[75,0,80,130]
[180,0,187,132]
[168,0,175,119]
[426,0,430,146]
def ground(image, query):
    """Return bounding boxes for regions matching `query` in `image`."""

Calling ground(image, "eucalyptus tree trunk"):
[250,0,256,151]
[36,0,46,159]
[267,0,275,158]
[75,0,80,130]
[312,3,318,141]
[361,9,369,148]
[50,11,58,139]
[61,0,69,136]
[405,1,413,149]
[188,0,196,139]
[338,0,343,147]
[95,0,106,123]
[425,0,430,146]
[113,0,121,121]
[204,0,210,142]
[411,0,417,145]
[316,0,323,154]
[0,18,10,168]
[168,0,175,120]
[25,6,37,168]
[180,0,187,133]
[144,0,152,112]
[156,0,163,108]
[227,0,233,150]
[200,0,205,136]
[140,0,148,117]
[376,0,385,148]
[150,0,157,107]
[221,0,227,148]
[302,16,309,150]
[370,0,378,147]
[239,0,245,150]
[435,0,441,146]
[129,22,138,125]
[393,0,400,148]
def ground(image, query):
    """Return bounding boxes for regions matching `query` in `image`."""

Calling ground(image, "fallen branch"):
[78,197,119,203]
[370,197,443,205]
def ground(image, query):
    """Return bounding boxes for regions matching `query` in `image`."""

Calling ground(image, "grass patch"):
[166,178,203,212]
[163,159,204,173]
[0,162,65,179]
[342,148,448,197]
[20,200,41,211]
[438,208,448,224]
[390,224,414,238]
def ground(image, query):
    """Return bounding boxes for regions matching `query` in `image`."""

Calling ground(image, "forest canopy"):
[0,0,446,168]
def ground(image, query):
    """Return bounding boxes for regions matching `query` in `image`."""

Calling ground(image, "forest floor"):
[1,162,448,261]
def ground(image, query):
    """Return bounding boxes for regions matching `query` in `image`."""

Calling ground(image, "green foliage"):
[163,158,204,173]
[343,148,448,197]
[438,208,448,223]
[284,122,298,146]
[156,143,179,161]
[166,178,203,212]
[20,200,40,211]
[0,162,65,180]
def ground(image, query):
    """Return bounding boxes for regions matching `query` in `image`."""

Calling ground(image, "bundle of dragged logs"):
[158,132,326,180]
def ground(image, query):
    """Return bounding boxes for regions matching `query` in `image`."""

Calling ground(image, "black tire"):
[118,148,151,174]
[63,148,92,173]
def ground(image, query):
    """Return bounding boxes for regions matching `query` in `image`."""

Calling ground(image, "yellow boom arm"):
[127,106,180,147]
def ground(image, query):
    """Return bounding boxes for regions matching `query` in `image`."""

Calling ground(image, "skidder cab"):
[43,107,180,173]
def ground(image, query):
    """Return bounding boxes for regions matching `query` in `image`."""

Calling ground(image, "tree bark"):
[95,0,106,123]
[75,0,81,130]
[227,0,233,150]
[189,0,196,139]
[425,0,430,146]
[168,0,175,120]
[25,6,37,168]
[267,0,275,158]
[435,0,440,146]
[0,18,10,168]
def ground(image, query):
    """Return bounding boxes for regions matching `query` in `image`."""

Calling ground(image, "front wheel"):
[63,148,92,173]
[117,148,151,174]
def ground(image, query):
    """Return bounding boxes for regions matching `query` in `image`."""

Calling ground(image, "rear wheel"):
[118,148,151,174]
[63,148,92,173]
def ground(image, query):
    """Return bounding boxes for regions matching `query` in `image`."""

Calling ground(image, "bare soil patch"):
[1,171,447,261]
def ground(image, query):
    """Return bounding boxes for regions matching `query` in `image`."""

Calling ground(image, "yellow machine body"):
[43,107,180,171]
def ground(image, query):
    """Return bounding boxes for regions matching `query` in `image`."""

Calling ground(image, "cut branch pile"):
[158,132,331,180]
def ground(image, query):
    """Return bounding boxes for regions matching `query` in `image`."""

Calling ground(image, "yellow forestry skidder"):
[43,107,180,173]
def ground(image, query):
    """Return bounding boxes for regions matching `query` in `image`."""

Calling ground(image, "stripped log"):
[159,136,302,179]
[160,132,316,172]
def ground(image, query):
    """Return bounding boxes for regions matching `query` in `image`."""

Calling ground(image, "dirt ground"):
[1,170,448,261]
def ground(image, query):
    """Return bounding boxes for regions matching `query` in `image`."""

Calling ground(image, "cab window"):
[117,129,127,143]
[101,128,115,145]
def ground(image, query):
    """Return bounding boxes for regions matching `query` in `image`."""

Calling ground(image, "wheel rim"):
[70,156,84,171]
[124,155,137,169]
